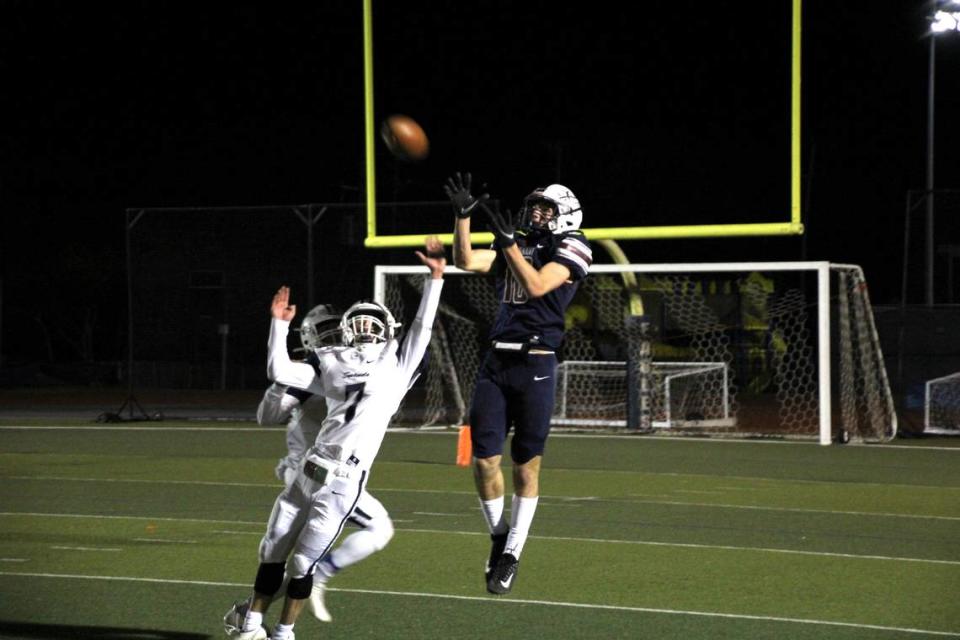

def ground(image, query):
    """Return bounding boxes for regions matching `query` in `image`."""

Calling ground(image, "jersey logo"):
[534,375,551,382]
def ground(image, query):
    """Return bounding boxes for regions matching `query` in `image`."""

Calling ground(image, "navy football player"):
[445,173,592,595]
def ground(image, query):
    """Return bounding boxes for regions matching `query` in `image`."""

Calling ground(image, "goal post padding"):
[376,262,897,444]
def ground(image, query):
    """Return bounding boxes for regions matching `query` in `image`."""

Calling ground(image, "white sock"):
[505,495,539,558]
[241,610,263,633]
[479,496,508,535]
[272,622,295,640]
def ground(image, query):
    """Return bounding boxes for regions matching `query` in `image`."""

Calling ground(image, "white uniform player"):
[231,239,445,640]
[224,305,344,635]
[251,381,396,624]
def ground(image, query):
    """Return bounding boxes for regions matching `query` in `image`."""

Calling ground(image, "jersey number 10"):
[501,257,533,304]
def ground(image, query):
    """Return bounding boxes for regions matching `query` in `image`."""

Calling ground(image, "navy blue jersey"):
[488,229,592,350]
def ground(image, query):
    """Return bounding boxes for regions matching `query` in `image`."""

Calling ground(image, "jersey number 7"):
[344,382,366,425]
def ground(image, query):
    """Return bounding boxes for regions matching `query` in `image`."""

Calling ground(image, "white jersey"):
[256,382,326,479]
[267,278,443,471]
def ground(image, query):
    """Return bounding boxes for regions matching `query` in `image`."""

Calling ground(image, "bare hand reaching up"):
[415,235,447,279]
[271,286,297,321]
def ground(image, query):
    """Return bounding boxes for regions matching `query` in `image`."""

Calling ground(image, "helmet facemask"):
[340,301,400,347]
[521,184,582,234]
[299,304,342,351]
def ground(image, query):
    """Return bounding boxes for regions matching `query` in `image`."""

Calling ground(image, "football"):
[380,114,430,161]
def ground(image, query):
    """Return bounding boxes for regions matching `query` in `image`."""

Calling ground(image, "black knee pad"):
[253,562,285,596]
[287,574,314,599]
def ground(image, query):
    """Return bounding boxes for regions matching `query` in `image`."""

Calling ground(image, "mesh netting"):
[925,372,960,435]
[379,264,897,442]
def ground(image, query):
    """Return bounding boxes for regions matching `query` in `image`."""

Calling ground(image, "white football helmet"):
[340,301,401,346]
[299,304,342,350]
[522,184,582,233]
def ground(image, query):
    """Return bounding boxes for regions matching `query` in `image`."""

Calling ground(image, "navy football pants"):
[469,351,557,464]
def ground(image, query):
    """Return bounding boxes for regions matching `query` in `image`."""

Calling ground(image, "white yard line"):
[9,474,959,521]
[4,423,959,451]
[131,538,198,544]
[621,497,960,522]
[8,475,278,489]
[2,511,958,567]
[51,545,121,552]
[397,528,960,567]
[0,571,957,637]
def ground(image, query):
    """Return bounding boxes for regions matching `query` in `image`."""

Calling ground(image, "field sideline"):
[1,422,958,639]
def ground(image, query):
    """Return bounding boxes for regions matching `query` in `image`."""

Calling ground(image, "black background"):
[2,1,959,366]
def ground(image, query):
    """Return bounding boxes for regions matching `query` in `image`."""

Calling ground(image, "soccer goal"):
[553,360,733,428]
[924,372,960,435]
[375,261,897,444]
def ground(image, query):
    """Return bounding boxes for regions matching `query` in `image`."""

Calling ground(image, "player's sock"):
[271,622,295,640]
[479,496,508,535]
[504,494,539,558]
[241,610,263,633]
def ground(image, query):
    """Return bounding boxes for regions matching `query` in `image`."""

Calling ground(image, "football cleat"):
[484,533,508,583]
[307,581,333,623]
[486,553,519,595]
[234,627,267,640]
[222,598,250,636]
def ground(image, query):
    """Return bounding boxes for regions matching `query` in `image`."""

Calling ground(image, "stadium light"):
[932,10,960,32]
[924,0,960,306]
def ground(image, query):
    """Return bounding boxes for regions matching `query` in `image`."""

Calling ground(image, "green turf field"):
[1,423,958,639]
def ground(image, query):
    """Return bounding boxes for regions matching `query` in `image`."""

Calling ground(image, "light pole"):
[926,1,960,306]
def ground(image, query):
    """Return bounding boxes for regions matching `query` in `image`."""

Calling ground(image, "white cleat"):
[234,627,268,640]
[307,582,333,622]
[223,598,259,637]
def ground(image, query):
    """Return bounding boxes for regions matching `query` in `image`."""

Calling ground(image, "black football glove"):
[479,201,516,249]
[443,172,487,218]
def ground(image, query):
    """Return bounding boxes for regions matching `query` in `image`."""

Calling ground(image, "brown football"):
[380,114,430,161]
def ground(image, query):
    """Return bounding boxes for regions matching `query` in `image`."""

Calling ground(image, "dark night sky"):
[2,1,959,365]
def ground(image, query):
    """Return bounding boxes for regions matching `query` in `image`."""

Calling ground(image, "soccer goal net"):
[925,372,960,435]
[376,261,897,444]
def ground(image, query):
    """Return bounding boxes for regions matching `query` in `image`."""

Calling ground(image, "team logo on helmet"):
[521,184,582,234]
[340,301,401,346]
[299,304,342,351]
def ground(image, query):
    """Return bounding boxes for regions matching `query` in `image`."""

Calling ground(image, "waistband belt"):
[491,341,554,354]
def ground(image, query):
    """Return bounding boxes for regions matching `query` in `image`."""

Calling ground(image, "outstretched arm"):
[445,172,497,273]
[480,201,571,298]
[266,287,325,393]
[398,236,446,378]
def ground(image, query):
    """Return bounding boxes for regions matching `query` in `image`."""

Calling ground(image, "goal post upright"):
[817,262,831,445]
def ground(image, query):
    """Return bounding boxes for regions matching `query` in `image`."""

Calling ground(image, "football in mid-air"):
[380,114,429,162]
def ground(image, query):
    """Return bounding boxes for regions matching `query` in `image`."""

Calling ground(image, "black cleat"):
[486,553,519,595]
[484,533,508,583]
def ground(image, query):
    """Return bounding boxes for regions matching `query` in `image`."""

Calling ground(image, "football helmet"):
[340,301,400,346]
[521,184,582,234]
[299,304,342,350]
